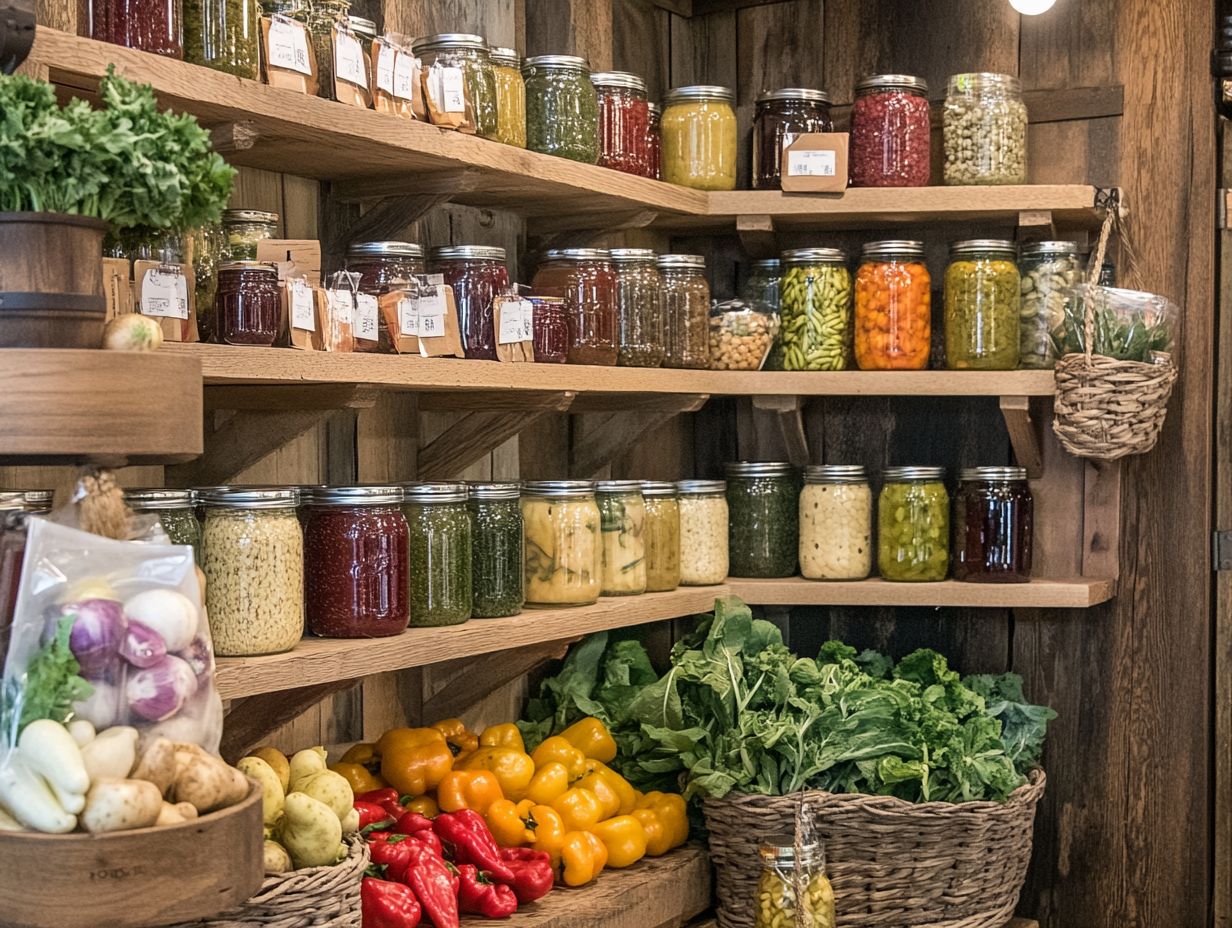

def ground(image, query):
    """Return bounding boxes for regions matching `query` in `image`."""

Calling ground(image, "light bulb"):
[1010,0,1056,13]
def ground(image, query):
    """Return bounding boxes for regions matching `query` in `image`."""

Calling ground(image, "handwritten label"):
[375,42,396,94]
[355,292,379,341]
[290,280,315,331]
[416,276,447,338]
[398,296,418,335]
[327,289,354,325]
[139,267,189,319]
[786,148,836,177]
[334,29,367,88]
[268,17,312,75]
[393,52,417,101]
[440,66,465,112]
[498,299,534,344]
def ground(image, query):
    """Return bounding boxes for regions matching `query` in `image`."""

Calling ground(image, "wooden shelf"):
[729,577,1116,609]
[0,349,203,464]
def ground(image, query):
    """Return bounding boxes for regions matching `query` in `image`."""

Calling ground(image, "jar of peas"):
[780,248,852,371]
[754,835,836,928]
[878,466,949,582]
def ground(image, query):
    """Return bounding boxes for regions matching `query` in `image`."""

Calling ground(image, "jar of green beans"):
[125,488,203,564]
[754,835,836,928]
[403,483,473,626]
[726,462,799,578]
[468,482,524,618]
[877,466,949,582]
[779,248,852,371]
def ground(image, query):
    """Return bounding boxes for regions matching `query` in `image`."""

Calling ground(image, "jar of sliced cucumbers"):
[754,834,836,928]
[779,248,852,371]
[1018,240,1082,369]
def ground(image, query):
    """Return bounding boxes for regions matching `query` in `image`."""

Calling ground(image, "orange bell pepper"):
[636,791,688,849]
[550,787,604,832]
[631,808,672,856]
[485,798,536,846]
[436,769,504,815]
[574,772,620,820]
[406,795,440,817]
[591,815,648,868]
[560,830,607,886]
[431,718,480,761]
[528,803,567,867]
[458,747,535,801]
[339,742,382,774]
[583,760,638,815]
[558,717,617,763]
[480,723,525,753]
[530,736,588,779]
[524,762,571,806]
[330,761,387,795]
[377,727,454,796]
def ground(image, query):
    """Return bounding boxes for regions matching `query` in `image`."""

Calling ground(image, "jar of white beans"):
[799,465,871,580]
[676,480,728,585]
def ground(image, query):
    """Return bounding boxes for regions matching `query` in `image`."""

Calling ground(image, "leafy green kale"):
[17,617,93,731]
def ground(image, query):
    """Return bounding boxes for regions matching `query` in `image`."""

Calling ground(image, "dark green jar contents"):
[403,486,472,627]
[725,463,799,578]
[468,487,524,619]
[125,489,203,565]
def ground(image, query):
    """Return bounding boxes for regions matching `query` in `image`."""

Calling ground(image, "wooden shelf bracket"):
[569,394,709,476]
[418,392,577,479]
[999,395,1045,478]
[748,395,810,468]
[736,214,778,258]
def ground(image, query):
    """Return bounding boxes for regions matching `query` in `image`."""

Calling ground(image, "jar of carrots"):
[854,240,931,370]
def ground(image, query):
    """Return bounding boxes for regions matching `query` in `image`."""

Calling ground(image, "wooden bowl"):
[0,781,264,928]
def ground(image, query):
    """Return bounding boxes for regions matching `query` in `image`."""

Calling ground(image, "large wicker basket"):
[703,770,1045,928]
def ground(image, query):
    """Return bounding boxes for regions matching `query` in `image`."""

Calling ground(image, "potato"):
[295,770,353,821]
[172,750,228,813]
[264,839,293,874]
[238,756,285,826]
[287,747,328,793]
[132,737,177,796]
[340,806,359,834]
[253,747,291,793]
[81,779,163,833]
[156,801,188,826]
[280,792,344,869]
[219,764,251,808]
[173,801,198,820]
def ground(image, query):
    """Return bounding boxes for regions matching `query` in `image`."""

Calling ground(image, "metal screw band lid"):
[522,480,596,498]
[596,480,645,493]
[959,466,1029,482]
[610,248,657,263]
[412,33,489,54]
[217,260,277,273]
[349,241,425,259]
[523,54,590,71]
[949,239,1018,257]
[664,85,734,105]
[590,71,647,93]
[402,482,469,503]
[1020,240,1080,257]
[947,72,1022,95]
[656,254,705,269]
[306,485,404,506]
[222,208,279,224]
[782,247,847,265]
[640,481,678,497]
[468,482,521,501]
[347,16,376,38]
[882,466,946,482]
[855,73,929,94]
[430,245,507,262]
[804,465,868,484]
[675,479,726,495]
[125,488,195,510]
[759,834,824,866]
[201,487,300,509]
[725,462,797,477]
[557,248,613,261]
[861,240,925,259]
[756,87,832,105]
[489,46,520,68]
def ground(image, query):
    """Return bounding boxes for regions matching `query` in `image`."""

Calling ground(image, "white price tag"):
[440,65,465,112]
[268,17,312,75]
[786,148,837,177]
[393,52,417,101]
[327,289,354,325]
[498,299,534,345]
[398,297,418,336]
[139,267,189,320]
[334,30,368,88]
[290,280,316,331]
[418,306,445,338]
[355,293,379,341]
[375,42,396,94]
[416,278,447,339]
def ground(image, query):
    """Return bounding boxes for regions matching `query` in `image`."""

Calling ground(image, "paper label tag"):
[786,148,836,177]
[417,278,447,337]
[268,17,312,74]
[440,66,465,112]
[393,52,417,100]
[290,280,315,331]
[355,292,379,341]
[375,42,396,94]
[398,296,418,335]
[328,289,354,324]
[334,30,367,88]
[498,298,534,345]
[139,267,189,319]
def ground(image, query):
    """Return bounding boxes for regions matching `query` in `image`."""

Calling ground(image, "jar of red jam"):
[531,249,619,366]
[429,245,510,361]
[215,261,280,347]
[953,466,1033,583]
[647,102,662,179]
[752,88,834,190]
[849,74,931,188]
[347,241,426,354]
[304,486,410,638]
[530,296,569,364]
[592,70,650,177]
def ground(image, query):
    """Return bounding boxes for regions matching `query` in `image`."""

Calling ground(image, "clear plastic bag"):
[1051,284,1178,362]
[709,297,780,371]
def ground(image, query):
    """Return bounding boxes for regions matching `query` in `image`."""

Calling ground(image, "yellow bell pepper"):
[458,747,535,801]
[330,761,387,795]
[550,787,604,832]
[636,791,689,849]
[339,742,380,769]
[480,723,526,753]
[485,798,536,846]
[631,808,672,856]
[559,717,617,763]
[591,815,648,868]
[574,772,620,820]
[560,830,608,886]
[406,795,440,817]
[530,735,588,779]
[436,769,504,815]
[525,762,571,805]
[528,803,568,866]
[430,718,480,761]
[376,728,455,797]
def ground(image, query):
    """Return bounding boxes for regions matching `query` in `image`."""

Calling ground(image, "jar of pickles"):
[531,249,619,366]
[468,483,524,618]
[661,85,738,190]
[595,481,647,597]
[850,74,931,187]
[523,55,599,163]
[646,102,662,180]
[125,488,202,562]
[87,0,182,57]
[752,88,834,190]
[1018,241,1081,369]
[592,71,651,176]
[953,467,1033,583]
[944,239,1020,370]
[658,254,710,369]
[304,486,409,638]
[799,465,871,581]
[677,480,728,585]
[215,261,280,347]
[878,467,949,582]
[854,240,931,370]
[530,296,569,364]
[641,481,681,592]
[726,462,799,579]
[402,483,472,627]
[413,34,499,140]
[184,0,258,76]
[201,488,304,656]
[611,248,666,368]
[754,836,836,928]
[780,248,852,371]
[522,481,602,606]
[943,72,1028,185]
[222,209,278,260]
[489,46,526,148]
[430,245,509,361]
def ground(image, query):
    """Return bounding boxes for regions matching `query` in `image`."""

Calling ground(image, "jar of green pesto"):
[184,0,259,77]
[468,483,524,619]
[413,34,500,140]
[877,466,949,582]
[403,483,473,627]
[725,462,800,578]
[125,488,203,564]
[523,55,599,163]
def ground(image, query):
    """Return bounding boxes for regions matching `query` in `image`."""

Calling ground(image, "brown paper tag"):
[493,295,535,363]
[780,133,849,193]
[102,257,132,324]
[333,24,372,108]
[134,259,198,342]
[280,278,322,350]
[261,15,319,95]
[378,289,420,353]
[323,288,355,352]
[372,38,418,119]
[256,239,323,286]
[418,282,464,357]
[423,61,471,130]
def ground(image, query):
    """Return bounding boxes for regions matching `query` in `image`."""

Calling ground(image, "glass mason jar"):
[878,467,949,582]
[595,481,647,597]
[489,46,526,148]
[0,492,52,648]
[943,72,1028,185]
[676,480,728,585]
[521,481,602,606]
[953,466,1034,583]
[944,239,1020,370]
[413,34,500,140]
[221,209,279,260]
[592,71,651,176]
[283,0,349,98]
[531,249,619,366]
[184,0,258,77]
[725,462,800,579]
[752,87,834,190]
[741,258,782,312]
[468,483,524,618]
[639,482,681,593]
[709,298,779,371]
[530,296,569,364]
[646,102,662,180]
[201,488,304,656]
[854,240,931,370]
[348,240,425,353]
[303,486,409,638]
[124,488,202,563]
[780,248,852,371]
[430,245,509,361]
[661,85,738,190]
[849,74,931,187]
[191,223,223,342]
[754,836,836,928]
[215,261,280,347]
[799,465,871,581]
[87,0,182,57]
[1018,240,1081,369]
[523,55,599,163]
[611,248,666,368]
[658,254,710,369]
[402,483,473,627]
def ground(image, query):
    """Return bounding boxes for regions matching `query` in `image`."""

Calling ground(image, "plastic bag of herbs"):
[1050,283,1178,362]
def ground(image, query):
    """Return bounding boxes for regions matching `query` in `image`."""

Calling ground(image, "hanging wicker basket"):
[703,770,1045,928]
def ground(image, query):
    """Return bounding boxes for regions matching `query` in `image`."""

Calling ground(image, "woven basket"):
[1052,352,1177,460]
[703,770,1045,928]
[172,835,368,928]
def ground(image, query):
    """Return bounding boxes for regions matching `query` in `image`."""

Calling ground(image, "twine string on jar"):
[792,792,814,928]
[1081,206,1118,364]
[72,467,131,540]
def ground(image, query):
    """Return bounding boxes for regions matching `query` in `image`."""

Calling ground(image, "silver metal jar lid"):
[590,71,647,93]
[217,260,277,273]
[648,101,661,116]
[306,485,404,506]
[349,241,425,259]
[676,479,726,495]
[804,465,867,484]
[522,480,596,499]
[949,239,1018,257]
[522,54,590,72]
[557,248,612,262]
[855,74,929,94]
[430,245,507,262]
[656,254,705,269]
[725,462,797,477]
[0,492,24,510]
[595,480,645,494]
[222,208,279,224]
[347,16,376,38]
[756,87,832,105]
[861,240,925,259]
[663,85,734,105]
[412,33,488,54]
[947,72,1021,95]
[782,247,846,265]
[759,834,824,866]
[610,248,658,263]
[468,482,521,501]
[489,46,520,68]
[201,487,299,509]
[402,482,468,504]
[749,258,782,271]
[640,481,678,497]
[1020,240,1080,258]
[125,488,195,510]
[959,466,1028,482]
[883,466,946,482]
[19,490,53,512]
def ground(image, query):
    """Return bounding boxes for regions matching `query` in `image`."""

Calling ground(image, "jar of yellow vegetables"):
[754,835,835,928]
[489,45,526,148]
[596,481,647,597]
[522,481,601,606]
[661,85,738,190]
[641,481,681,592]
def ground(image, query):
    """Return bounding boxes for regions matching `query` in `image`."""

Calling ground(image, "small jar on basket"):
[754,835,836,928]
[676,480,728,585]
[943,72,1028,185]
[522,481,602,606]
[799,465,871,581]
[658,254,711,369]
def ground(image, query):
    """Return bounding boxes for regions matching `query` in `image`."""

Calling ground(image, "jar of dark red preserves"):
[592,71,651,177]
[849,74,931,188]
[304,486,410,638]
[430,245,510,361]
[87,0,182,57]
[347,241,425,353]
[531,249,619,366]
[752,88,834,190]
[530,296,568,363]
[953,466,1033,583]
[215,261,280,347]
[647,102,662,179]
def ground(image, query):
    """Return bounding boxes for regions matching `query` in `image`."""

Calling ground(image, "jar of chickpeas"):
[754,835,835,928]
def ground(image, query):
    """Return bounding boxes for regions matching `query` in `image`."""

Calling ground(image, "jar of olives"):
[726,462,800,579]
[1018,240,1081,369]
[943,72,1028,186]
[402,483,473,627]
[468,482,524,617]
[799,465,871,581]
[878,466,949,582]
[611,248,666,368]
[595,481,647,597]
[944,239,1020,370]
[641,481,681,592]
[754,836,836,928]
[657,254,710,369]
[523,55,599,163]
[522,481,601,606]
[780,248,852,371]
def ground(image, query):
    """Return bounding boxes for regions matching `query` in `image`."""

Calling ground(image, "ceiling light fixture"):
[1010,0,1057,14]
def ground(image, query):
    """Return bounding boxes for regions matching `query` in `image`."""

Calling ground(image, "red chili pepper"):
[394,812,444,857]
[356,801,396,832]
[369,830,445,861]
[359,788,409,819]
[400,839,460,928]
[433,809,515,883]
[496,847,554,903]
[361,876,422,928]
[369,835,417,883]
[456,865,518,919]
